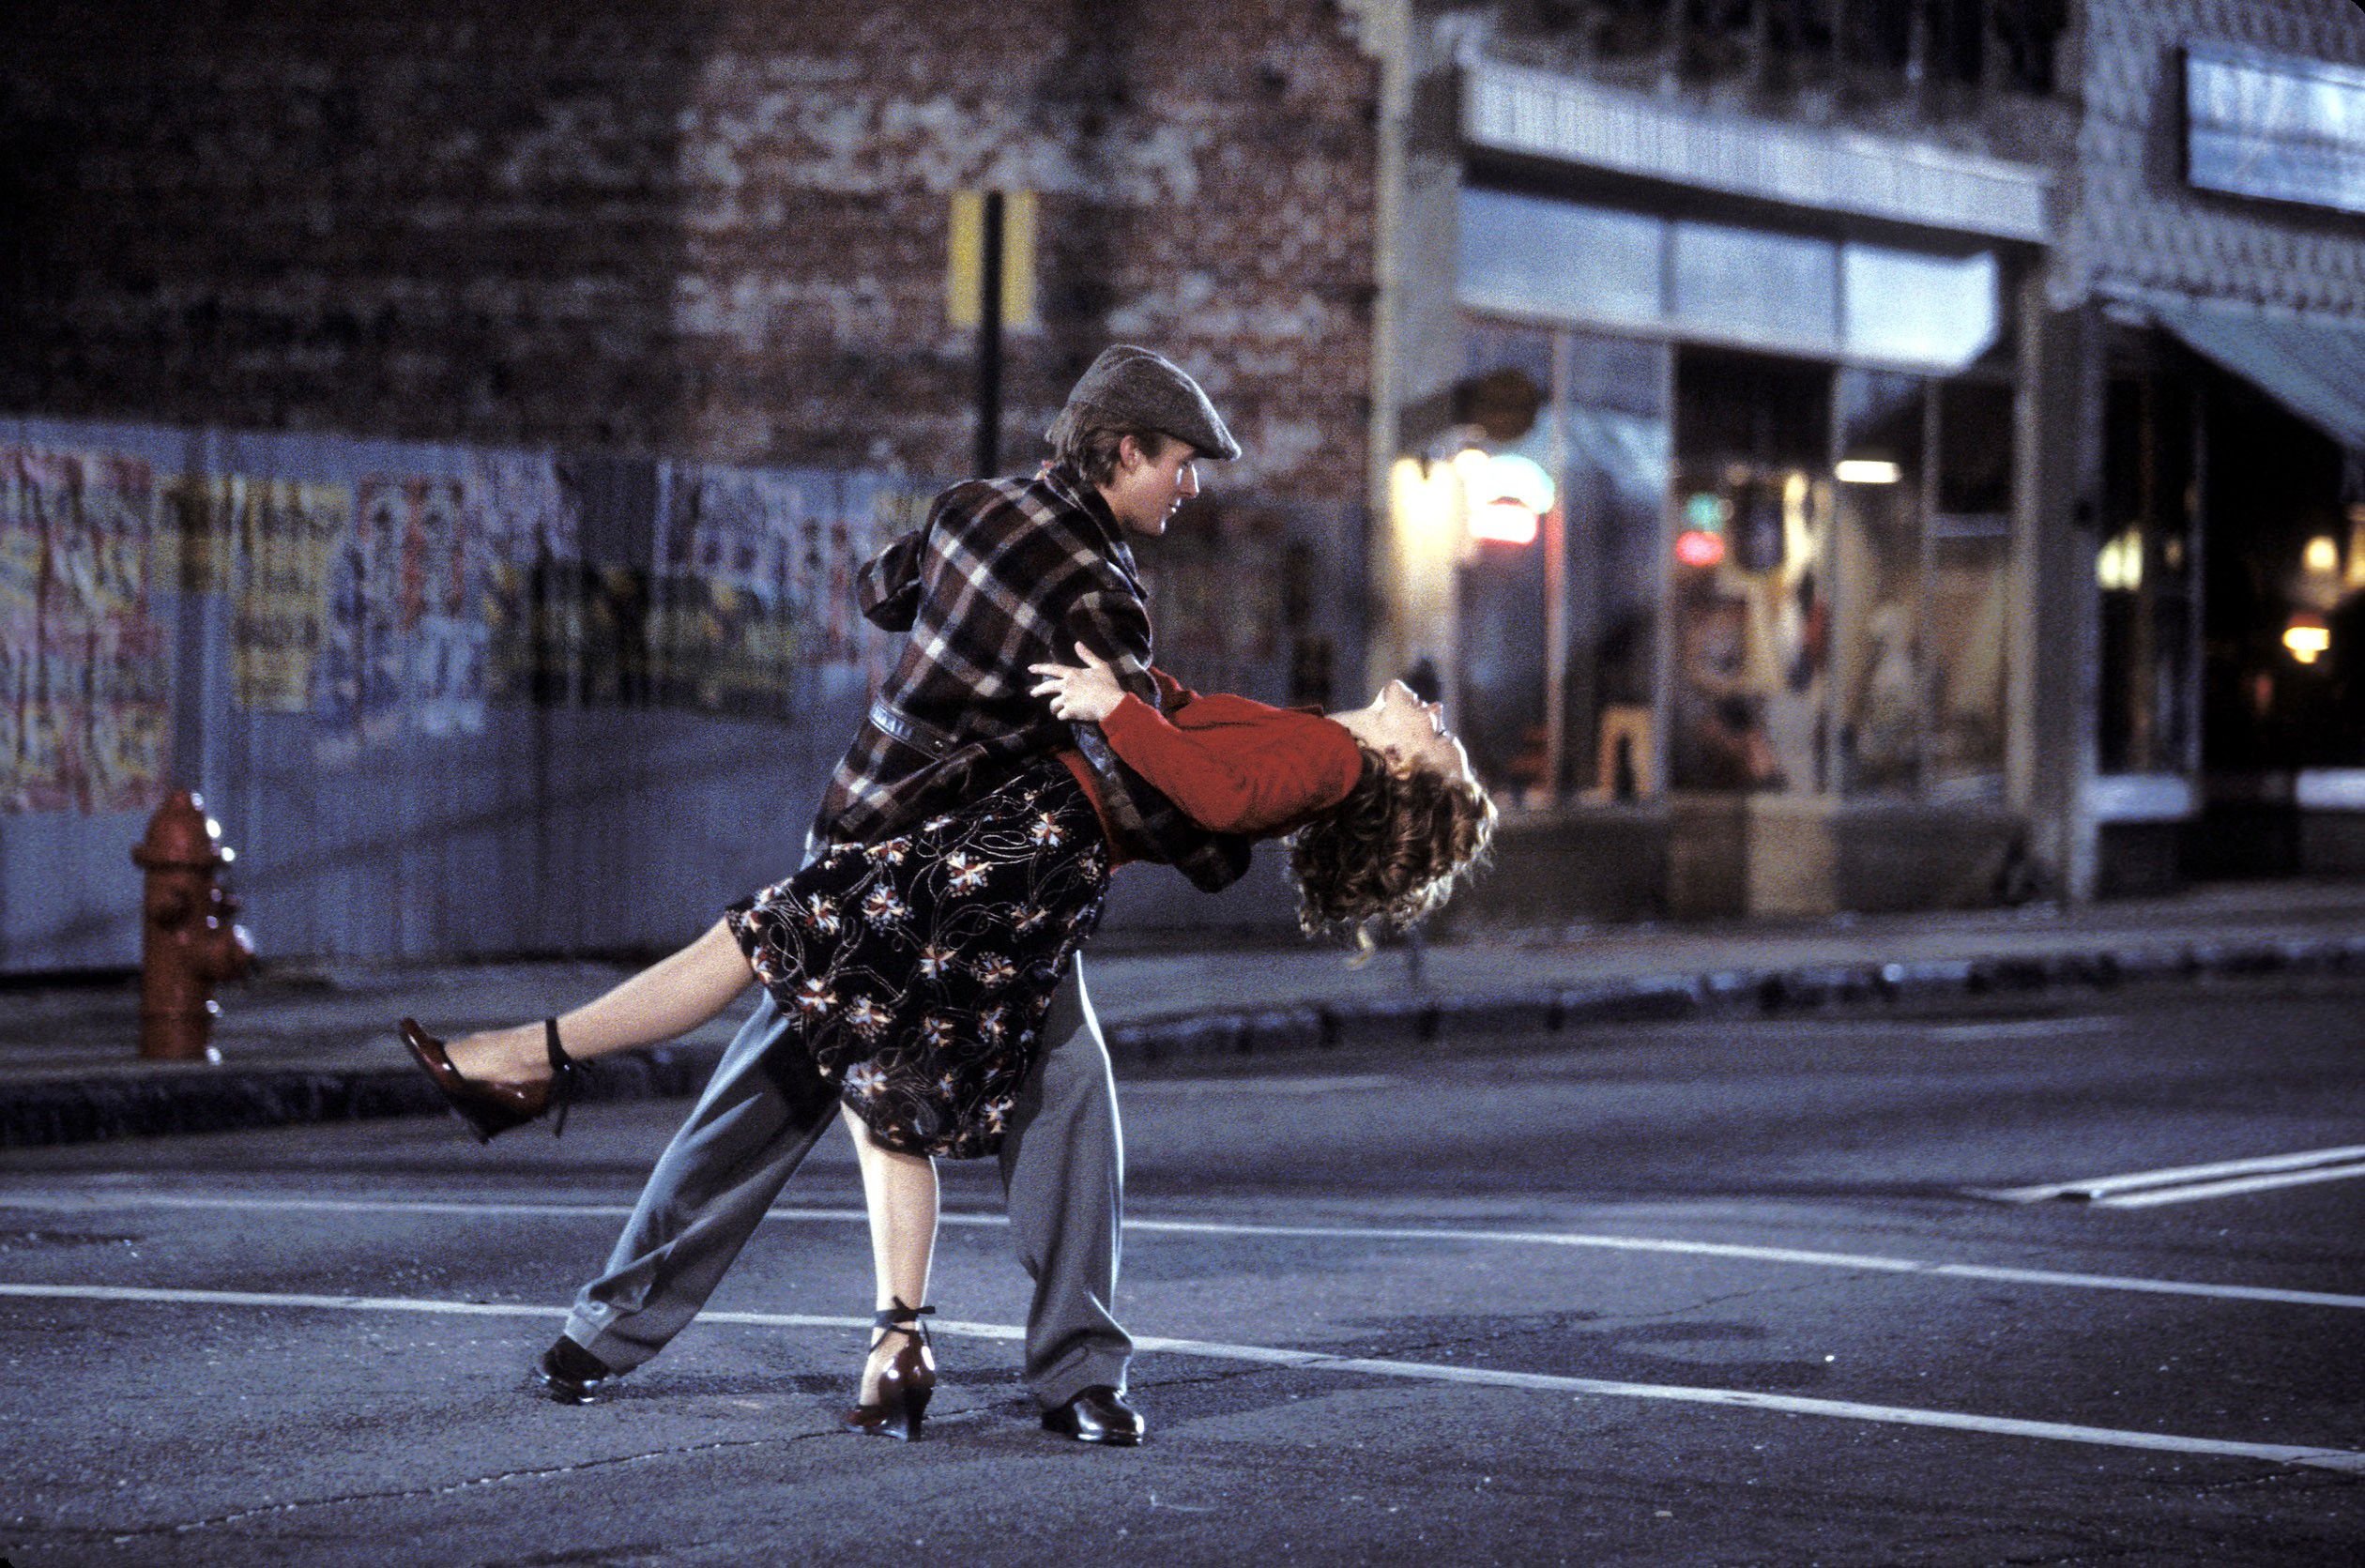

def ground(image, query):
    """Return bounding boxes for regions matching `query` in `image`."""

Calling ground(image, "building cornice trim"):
[1461,56,2055,245]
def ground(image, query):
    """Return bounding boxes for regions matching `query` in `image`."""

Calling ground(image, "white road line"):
[0,1280,2356,1474]
[1974,1143,2365,1204]
[7,1190,2363,1312]
[1127,1074,1400,1095]
[1930,1018,2117,1042]
[2095,1161,2365,1210]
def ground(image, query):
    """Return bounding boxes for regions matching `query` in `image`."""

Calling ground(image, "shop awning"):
[2148,298,2365,453]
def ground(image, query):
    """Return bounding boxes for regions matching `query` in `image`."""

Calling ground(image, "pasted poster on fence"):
[466,449,582,708]
[657,465,805,718]
[171,476,354,714]
[315,475,486,763]
[0,448,170,814]
[651,465,923,717]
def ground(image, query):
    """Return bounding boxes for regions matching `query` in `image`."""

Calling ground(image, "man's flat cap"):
[1055,344,1242,462]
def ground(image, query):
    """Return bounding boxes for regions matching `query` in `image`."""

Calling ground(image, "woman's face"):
[1334,680,1473,781]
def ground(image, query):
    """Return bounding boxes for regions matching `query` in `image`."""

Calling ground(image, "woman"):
[400,654,1492,1439]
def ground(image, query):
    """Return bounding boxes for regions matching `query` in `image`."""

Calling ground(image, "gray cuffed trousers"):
[559,955,1130,1408]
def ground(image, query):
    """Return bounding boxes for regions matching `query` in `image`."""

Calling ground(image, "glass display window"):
[1833,369,1930,795]
[1670,347,1833,794]
[2097,344,2200,777]
[1927,378,2015,799]
[1433,317,2020,810]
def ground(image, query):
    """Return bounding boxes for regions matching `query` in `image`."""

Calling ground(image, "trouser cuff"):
[1033,1351,1132,1410]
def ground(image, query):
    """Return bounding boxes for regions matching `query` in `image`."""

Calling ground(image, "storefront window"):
[1670,348,1832,793]
[1563,330,1671,799]
[1446,321,1671,805]
[2097,358,2199,775]
[2198,369,2365,773]
[1453,321,1557,797]
[1441,315,2017,811]
[1928,379,2014,797]
[1833,369,1929,794]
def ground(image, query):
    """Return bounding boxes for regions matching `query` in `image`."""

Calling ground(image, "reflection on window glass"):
[1937,381,2015,515]
[1927,525,2010,798]
[1928,379,2015,797]
[1834,370,1929,795]
[2098,362,2198,774]
[1563,330,1670,800]
[1454,321,1557,798]
[1670,348,1833,794]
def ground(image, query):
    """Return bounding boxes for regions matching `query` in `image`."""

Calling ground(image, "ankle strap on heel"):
[872,1301,936,1343]
[543,1017,574,1073]
[544,1018,578,1138]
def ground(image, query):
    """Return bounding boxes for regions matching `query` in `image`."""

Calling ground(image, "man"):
[537,344,1249,1447]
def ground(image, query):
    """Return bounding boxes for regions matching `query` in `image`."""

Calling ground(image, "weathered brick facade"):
[0,1,1379,502]
[2062,0,2365,315]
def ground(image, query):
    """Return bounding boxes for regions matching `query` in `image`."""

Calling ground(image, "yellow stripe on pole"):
[948,189,1036,331]
[999,189,1037,329]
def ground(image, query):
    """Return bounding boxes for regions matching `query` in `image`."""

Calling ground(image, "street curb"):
[8,932,2365,1149]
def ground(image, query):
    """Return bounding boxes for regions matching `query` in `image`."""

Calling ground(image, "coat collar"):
[1038,461,1140,585]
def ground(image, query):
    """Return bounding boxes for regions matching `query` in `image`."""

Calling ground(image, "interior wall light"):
[2284,611,2330,665]
[1834,459,1903,485]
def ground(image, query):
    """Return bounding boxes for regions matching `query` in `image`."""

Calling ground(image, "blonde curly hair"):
[1285,747,1496,957]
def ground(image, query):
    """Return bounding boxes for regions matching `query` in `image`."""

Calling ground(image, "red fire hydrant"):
[130,791,255,1062]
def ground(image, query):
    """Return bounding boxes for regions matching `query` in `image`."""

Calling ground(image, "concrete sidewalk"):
[5,878,2364,1147]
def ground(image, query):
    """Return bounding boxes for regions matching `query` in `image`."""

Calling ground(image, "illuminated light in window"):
[1674,528,1728,569]
[1458,451,1555,546]
[2285,613,2330,665]
[1835,459,1903,485]
[2097,530,2144,592]
[2304,535,2341,575]
[1472,499,1542,545]
[1684,492,1730,533]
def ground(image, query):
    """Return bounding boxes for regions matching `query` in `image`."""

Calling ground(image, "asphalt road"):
[3,974,2362,1566]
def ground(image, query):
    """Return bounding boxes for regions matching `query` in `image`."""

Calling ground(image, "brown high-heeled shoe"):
[398,1017,578,1142]
[845,1300,938,1441]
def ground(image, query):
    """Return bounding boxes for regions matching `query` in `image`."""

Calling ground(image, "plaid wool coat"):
[808,463,1255,893]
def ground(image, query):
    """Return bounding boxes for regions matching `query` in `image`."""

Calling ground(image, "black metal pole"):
[974,190,1005,479]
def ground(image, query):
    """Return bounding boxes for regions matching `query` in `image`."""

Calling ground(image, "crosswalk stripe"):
[5,1189,2361,1311]
[0,1280,2356,1474]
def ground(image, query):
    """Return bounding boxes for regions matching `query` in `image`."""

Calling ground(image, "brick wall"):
[0,1,1378,503]
[2063,0,2365,314]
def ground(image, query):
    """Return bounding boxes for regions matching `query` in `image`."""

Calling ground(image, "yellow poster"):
[172,477,355,714]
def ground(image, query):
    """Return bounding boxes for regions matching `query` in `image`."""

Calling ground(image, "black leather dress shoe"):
[537,1336,617,1405]
[1042,1384,1144,1446]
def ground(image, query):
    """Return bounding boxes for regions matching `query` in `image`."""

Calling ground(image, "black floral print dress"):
[724,759,1110,1159]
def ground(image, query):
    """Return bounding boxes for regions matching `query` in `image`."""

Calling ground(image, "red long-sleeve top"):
[1056,670,1364,864]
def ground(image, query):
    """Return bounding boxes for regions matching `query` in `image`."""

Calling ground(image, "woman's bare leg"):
[844,1104,939,1403]
[443,919,756,1084]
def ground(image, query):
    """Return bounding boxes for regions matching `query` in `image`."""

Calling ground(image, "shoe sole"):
[535,1369,605,1405]
[1042,1422,1143,1446]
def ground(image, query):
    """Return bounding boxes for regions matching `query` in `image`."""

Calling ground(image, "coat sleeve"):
[1097,697,1361,834]
[857,528,927,632]
[1058,588,1165,711]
